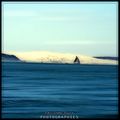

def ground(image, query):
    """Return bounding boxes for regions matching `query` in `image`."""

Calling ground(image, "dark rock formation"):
[2,53,21,62]
[74,56,80,64]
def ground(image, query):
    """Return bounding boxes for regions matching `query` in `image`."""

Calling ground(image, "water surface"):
[2,62,118,118]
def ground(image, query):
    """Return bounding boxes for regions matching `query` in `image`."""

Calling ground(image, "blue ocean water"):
[2,62,118,118]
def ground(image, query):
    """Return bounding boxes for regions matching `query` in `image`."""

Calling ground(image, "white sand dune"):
[4,51,118,65]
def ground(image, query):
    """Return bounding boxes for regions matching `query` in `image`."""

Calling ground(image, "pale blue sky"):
[2,2,118,56]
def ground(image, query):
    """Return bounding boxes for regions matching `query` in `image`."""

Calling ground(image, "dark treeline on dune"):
[94,56,118,61]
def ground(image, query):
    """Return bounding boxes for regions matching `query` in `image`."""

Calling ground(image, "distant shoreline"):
[2,61,118,66]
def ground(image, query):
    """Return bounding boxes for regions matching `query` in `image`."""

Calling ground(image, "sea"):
[2,62,118,118]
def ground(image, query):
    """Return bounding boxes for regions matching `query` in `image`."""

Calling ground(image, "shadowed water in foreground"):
[2,62,118,118]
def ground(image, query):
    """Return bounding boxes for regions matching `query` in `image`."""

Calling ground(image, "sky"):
[2,2,118,56]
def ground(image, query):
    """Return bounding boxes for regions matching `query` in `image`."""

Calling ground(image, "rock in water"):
[74,56,80,64]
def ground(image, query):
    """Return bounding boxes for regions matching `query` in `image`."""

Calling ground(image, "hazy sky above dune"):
[2,2,118,56]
